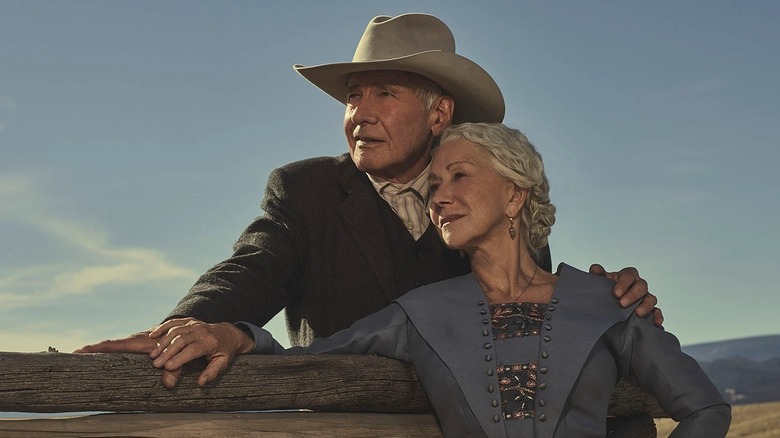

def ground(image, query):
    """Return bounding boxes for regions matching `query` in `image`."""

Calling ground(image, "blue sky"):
[1,1,778,353]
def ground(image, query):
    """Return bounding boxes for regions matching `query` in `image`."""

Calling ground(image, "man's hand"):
[147,317,255,388]
[589,264,664,327]
[75,318,255,389]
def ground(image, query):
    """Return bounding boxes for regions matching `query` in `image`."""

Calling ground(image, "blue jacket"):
[246,264,730,437]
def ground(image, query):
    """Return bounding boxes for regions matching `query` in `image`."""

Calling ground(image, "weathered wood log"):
[0,351,666,418]
[0,412,444,438]
[0,352,428,413]
[606,413,657,438]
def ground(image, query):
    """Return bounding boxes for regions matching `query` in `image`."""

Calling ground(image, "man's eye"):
[347,93,360,102]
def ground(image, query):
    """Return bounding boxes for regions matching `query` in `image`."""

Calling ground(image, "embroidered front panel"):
[490,302,545,340]
[497,362,537,420]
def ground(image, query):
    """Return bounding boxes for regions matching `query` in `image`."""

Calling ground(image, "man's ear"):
[430,96,455,136]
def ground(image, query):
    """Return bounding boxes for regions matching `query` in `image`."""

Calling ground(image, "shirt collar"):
[367,164,431,204]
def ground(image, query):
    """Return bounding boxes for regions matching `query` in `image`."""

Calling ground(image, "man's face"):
[344,71,444,184]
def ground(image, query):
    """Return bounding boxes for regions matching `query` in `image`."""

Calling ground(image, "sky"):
[1,1,778,354]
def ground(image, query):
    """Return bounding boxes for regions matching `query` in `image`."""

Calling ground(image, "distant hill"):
[683,334,780,362]
[681,334,780,405]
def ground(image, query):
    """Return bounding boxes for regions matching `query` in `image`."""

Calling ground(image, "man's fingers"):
[150,321,202,358]
[632,292,656,317]
[653,307,665,327]
[149,317,197,338]
[198,355,232,386]
[589,264,606,276]
[152,334,198,368]
[74,332,155,354]
[161,368,182,389]
[614,267,641,301]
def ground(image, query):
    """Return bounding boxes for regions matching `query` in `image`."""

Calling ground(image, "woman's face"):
[428,139,517,252]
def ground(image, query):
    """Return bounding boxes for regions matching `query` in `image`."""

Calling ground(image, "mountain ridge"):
[680,334,780,405]
[682,334,780,363]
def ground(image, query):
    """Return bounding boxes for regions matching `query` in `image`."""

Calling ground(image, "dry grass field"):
[655,401,780,437]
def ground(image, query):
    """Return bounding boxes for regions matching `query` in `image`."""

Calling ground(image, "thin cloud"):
[0,171,198,310]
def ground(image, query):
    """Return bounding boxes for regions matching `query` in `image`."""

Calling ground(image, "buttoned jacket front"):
[248,264,730,437]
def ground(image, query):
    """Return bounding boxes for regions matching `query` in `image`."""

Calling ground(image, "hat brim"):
[294,51,504,124]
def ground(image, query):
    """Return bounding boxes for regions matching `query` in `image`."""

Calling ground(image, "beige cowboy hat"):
[294,13,505,124]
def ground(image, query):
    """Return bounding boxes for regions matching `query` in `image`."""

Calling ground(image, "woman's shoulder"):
[556,263,615,295]
[395,273,481,308]
[555,263,636,317]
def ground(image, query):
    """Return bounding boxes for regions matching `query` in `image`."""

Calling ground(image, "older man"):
[78,14,658,388]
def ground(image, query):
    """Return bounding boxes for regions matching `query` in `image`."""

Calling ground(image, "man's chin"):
[352,156,385,176]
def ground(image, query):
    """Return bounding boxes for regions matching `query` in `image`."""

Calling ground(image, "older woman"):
[241,123,731,437]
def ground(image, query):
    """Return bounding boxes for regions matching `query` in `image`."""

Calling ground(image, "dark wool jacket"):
[168,153,552,345]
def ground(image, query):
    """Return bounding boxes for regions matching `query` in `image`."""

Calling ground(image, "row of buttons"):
[477,296,560,425]
[477,299,502,423]
[536,297,559,423]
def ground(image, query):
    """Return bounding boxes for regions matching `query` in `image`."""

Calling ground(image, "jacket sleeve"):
[165,165,307,328]
[238,303,411,362]
[611,315,731,437]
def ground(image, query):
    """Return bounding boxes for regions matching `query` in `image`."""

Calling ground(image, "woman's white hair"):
[437,123,556,261]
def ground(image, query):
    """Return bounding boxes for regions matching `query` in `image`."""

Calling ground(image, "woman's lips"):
[439,214,464,227]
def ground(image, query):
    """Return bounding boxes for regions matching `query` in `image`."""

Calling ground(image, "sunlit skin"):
[428,139,518,253]
[428,139,557,302]
[344,71,452,184]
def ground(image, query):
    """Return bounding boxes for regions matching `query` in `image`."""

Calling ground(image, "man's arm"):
[76,166,310,384]
[166,167,308,326]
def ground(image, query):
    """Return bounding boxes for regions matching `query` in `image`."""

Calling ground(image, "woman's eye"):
[429,183,439,193]
[453,172,467,180]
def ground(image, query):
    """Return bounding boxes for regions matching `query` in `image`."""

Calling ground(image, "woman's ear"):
[506,184,528,218]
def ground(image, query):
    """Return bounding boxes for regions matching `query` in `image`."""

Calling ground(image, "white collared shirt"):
[368,166,431,241]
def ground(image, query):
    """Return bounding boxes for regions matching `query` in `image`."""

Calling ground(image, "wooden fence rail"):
[0,351,666,436]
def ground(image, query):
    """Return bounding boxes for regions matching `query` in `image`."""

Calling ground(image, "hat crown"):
[352,14,456,62]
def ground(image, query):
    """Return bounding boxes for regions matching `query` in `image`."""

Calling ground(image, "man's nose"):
[349,98,378,125]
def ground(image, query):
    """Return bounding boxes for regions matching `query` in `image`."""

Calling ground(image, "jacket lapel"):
[336,158,397,302]
[396,274,506,437]
[532,264,637,436]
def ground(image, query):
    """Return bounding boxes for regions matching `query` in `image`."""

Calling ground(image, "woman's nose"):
[430,186,451,208]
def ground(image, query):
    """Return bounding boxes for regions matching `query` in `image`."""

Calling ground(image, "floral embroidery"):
[497,362,537,420]
[490,302,545,340]
[489,303,544,421]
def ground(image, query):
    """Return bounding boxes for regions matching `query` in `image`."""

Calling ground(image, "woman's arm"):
[239,303,412,362]
[611,315,731,437]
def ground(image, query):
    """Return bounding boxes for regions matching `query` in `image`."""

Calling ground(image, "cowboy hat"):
[294,13,505,124]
